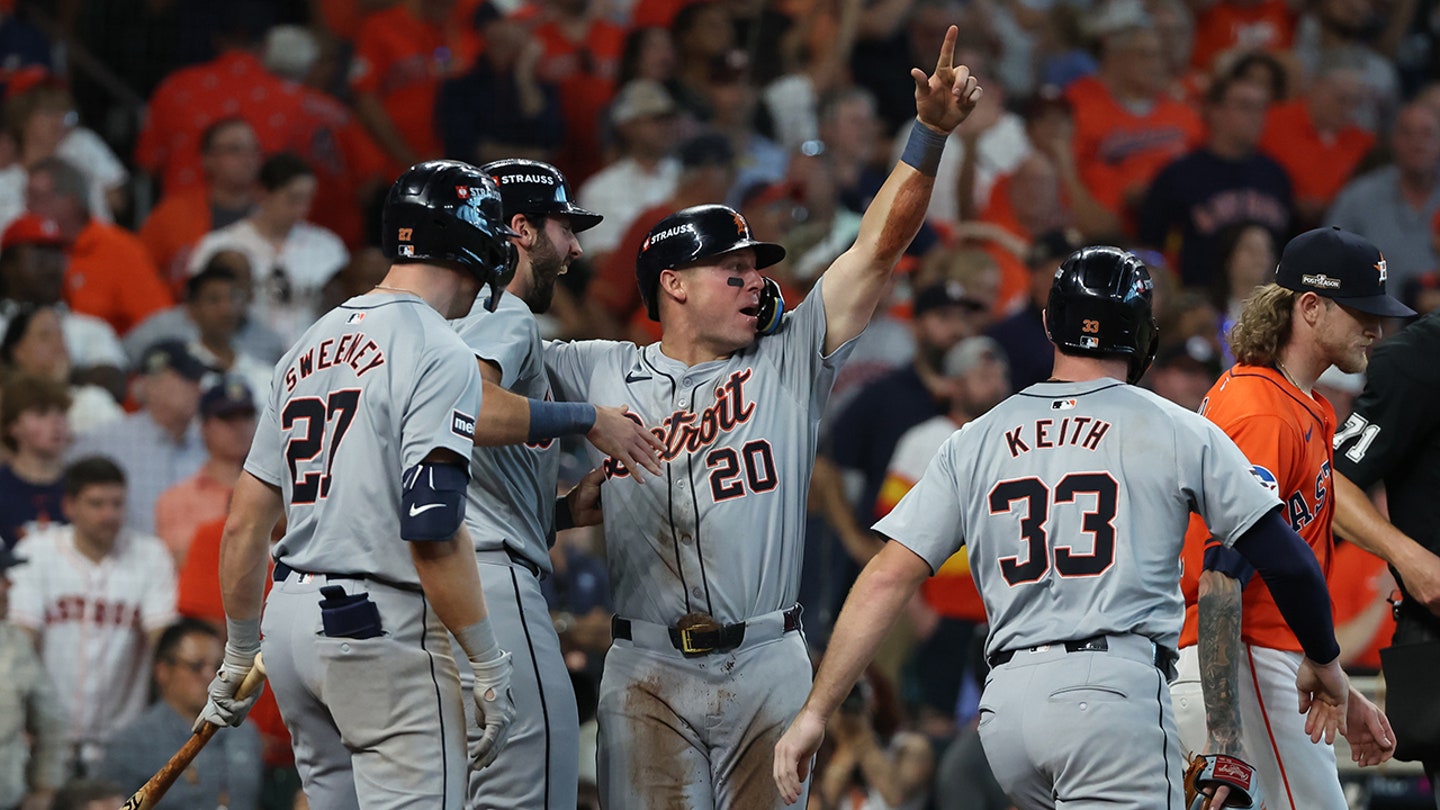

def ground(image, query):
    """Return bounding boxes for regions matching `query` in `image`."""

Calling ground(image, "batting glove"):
[468,650,516,769]
[193,639,262,732]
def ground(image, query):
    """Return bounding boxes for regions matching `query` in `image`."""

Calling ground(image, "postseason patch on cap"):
[1299,273,1342,290]
[451,410,476,440]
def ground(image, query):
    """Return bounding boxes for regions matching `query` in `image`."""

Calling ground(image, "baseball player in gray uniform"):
[775,246,1353,809]
[195,161,522,810]
[542,29,981,810]
[452,158,664,810]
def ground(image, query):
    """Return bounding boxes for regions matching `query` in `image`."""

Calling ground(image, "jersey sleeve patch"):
[452,410,476,440]
[1248,464,1279,494]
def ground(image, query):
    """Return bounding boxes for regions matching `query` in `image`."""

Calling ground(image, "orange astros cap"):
[1,213,66,251]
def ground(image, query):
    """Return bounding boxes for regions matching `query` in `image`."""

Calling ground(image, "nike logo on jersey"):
[1304,425,1314,442]
[626,370,652,383]
[409,503,445,516]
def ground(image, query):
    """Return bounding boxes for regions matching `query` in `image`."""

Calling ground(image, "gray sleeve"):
[872,428,967,572]
[455,305,535,389]
[242,396,284,487]
[765,277,860,411]
[543,339,610,403]
[1176,414,1281,546]
[401,337,483,469]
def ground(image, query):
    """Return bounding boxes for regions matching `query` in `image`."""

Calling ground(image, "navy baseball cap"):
[139,340,210,381]
[914,281,987,316]
[1275,227,1416,318]
[200,377,256,420]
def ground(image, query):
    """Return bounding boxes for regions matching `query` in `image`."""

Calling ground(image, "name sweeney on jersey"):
[1003,416,1113,457]
[283,333,386,392]
[604,368,755,475]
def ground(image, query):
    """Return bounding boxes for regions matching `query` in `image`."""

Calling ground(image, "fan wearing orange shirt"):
[1065,22,1204,232]
[1171,227,1406,809]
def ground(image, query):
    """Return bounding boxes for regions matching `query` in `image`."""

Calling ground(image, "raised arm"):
[819,25,982,355]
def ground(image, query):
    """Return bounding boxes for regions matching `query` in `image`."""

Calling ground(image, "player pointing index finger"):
[542,26,981,810]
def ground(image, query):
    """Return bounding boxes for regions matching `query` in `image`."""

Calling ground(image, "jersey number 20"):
[283,389,362,505]
[988,473,1118,585]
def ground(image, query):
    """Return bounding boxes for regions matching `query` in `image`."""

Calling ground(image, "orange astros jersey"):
[1179,365,1336,652]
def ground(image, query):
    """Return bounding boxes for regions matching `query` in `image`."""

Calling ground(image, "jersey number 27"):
[988,473,1118,586]
[282,389,362,505]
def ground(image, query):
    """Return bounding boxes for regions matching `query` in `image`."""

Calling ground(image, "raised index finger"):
[935,24,958,74]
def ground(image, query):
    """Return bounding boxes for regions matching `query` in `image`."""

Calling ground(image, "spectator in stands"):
[50,778,125,810]
[1147,338,1222,411]
[97,619,262,810]
[0,213,127,399]
[437,9,564,165]
[350,0,480,173]
[1,305,124,433]
[0,542,66,810]
[188,153,348,346]
[529,0,628,183]
[7,457,176,776]
[181,265,274,398]
[592,131,736,333]
[577,80,681,262]
[876,336,1010,737]
[759,0,863,152]
[3,73,129,225]
[138,118,260,289]
[1292,0,1405,133]
[986,229,1079,389]
[70,340,207,536]
[703,60,788,204]
[814,670,935,810]
[1065,6,1204,230]
[1327,102,1440,289]
[667,0,737,122]
[152,377,255,567]
[1259,48,1376,227]
[1139,74,1292,287]
[0,7,52,82]
[1189,0,1297,75]
[816,87,885,216]
[1211,221,1279,351]
[27,156,172,337]
[125,250,287,368]
[0,375,70,550]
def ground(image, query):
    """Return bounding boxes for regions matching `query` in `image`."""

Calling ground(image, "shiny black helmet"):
[381,160,519,308]
[480,159,602,233]
[635,204,785,321]
[1045,245,1159,384]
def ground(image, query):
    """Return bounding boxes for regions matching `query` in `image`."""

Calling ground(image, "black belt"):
[611,605,802,656]
[987,634,1178,673]
[272,560,423,593]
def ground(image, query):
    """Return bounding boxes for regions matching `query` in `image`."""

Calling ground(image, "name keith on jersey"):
[606,368,755,473]
[283,332,386,392]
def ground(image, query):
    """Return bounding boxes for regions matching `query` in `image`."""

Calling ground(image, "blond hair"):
[1228,283,1299,366]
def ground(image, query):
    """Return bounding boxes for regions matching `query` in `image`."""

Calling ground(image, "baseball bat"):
[120,653,268,810]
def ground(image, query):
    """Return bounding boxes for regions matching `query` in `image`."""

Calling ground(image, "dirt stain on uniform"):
[623,670,695,810]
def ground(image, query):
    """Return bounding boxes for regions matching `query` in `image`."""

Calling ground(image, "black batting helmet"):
[635,204,785,321]
[481,159,603,233]
[1045,245,1159,384]
[381,161,519,308]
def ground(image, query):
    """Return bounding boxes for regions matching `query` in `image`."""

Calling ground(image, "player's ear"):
[658,267,688,311]
[509,214,536,249]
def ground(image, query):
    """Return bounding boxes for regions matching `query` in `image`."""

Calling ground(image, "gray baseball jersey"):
[545,278,855,625]
[874,379,1280,657]
[451,292,559,572]
[450,292,578,810]
[246,292,483,809]
[246,292,482,586]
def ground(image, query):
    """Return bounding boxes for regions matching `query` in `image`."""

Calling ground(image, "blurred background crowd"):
[0,0,1436,807]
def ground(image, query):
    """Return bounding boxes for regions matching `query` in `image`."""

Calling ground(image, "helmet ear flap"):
[1128,320,1159,384]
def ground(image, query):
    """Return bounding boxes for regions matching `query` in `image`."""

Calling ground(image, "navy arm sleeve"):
[1230,507,1341,664]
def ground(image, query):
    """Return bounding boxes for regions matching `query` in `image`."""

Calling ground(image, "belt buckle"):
[679,627,713,655]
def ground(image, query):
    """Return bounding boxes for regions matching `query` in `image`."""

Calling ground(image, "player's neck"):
[370,266,466,318]
[658,332,735,366]
[1049,352,1128,384]
[1273,345,1324,396]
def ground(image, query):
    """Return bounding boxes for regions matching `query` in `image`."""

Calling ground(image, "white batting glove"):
[469,650,516,769]
[193,639,262,732]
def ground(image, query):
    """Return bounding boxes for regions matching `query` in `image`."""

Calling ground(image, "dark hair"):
[670,1,717,41]
[258,152,314,192]
[155,617,220,665]
[1205,72,1269,107]
[618,26,669,87]
[199,117,252,154]
[51,779,125,810]
[64,455,126,497]
[0,302,46,365]
[1227,51,1288,102]
[186,262,240,302]
[1210,220,1274,307]
[1,373,71,452]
